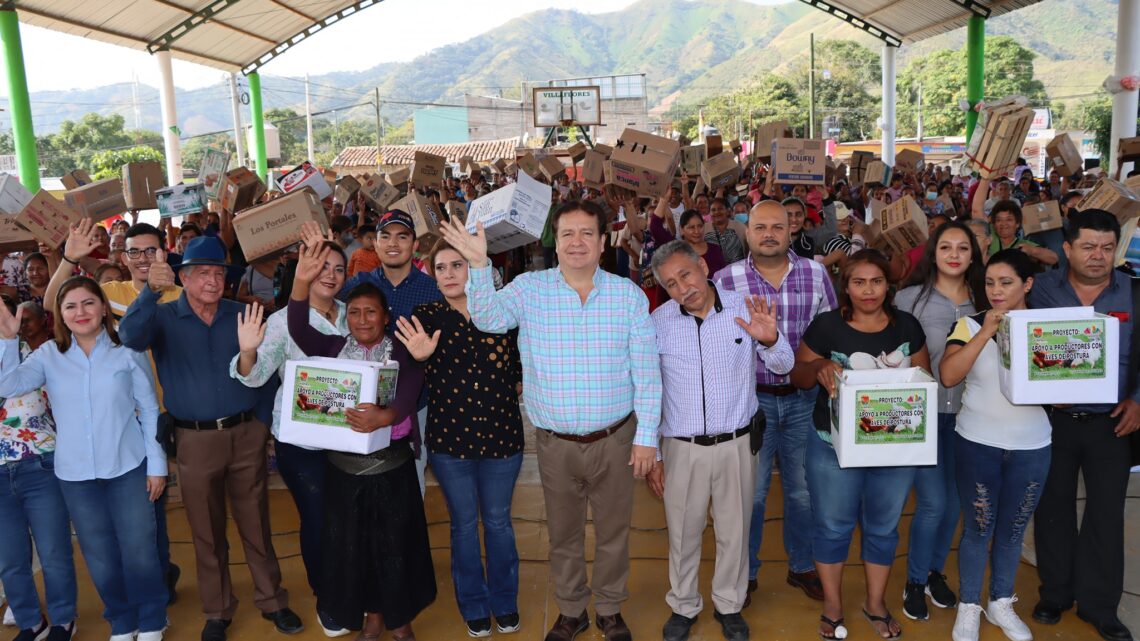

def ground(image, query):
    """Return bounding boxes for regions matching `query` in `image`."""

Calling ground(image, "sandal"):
[862,608,902,639]
[820,614,848,639]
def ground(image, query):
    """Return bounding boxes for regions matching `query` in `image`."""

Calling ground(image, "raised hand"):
[394,315,441,362]
[294,238,330,285]
[736,295,779,347]
[146,248,176,292]
[237,302,267,354]
[63,219,101,262]
[298,220,330,251]
[0,301,23,340]
[437,215,489,268]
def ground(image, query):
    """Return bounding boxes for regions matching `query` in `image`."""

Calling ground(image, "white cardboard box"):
[279,357,400,454]
[466,171,552,253]
[278,161,333,200]
[829,367,938,468]
[997,306,1120,405]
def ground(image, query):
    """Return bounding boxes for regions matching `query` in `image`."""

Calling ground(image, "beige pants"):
[663,434,755,617]
[535,417,635,617]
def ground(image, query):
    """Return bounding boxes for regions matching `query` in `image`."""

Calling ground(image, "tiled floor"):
[19,426,1138,641]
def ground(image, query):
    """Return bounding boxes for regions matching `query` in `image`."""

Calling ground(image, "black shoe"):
[495,613,521,634]
[713,611,749,641]
[1032,601,1066,625]
[465,618,492,638]
[903,582,929,621]
[201,619,231,641]
[316,609,349,637]
[44,621,77,641]
[662,613,696,641]
[262,608,304,635]
[13,617,48,641]
[925,571,957,608]
[1077,611,1134,641]
[166,563,181,606]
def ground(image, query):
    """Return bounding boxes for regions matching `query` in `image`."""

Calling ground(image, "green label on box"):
[1026,319,1106,381]
[854,388,928,444]
[290,366,361,428]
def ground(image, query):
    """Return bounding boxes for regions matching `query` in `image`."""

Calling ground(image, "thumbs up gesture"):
[147,248,176,292]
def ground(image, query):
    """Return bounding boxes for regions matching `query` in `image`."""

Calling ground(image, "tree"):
[1059,95,1140,159]
[897,36,1049,138]
[181,133,233,174]
[685,73,805,142]
[788,41,881,141]
[89,146,166,180]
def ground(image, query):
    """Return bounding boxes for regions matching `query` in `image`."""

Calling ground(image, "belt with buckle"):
[673,425,750,446]
[174,410,254,431]
[1047,407,1113,423]
[541,413,632,444]
[756,384,796,396]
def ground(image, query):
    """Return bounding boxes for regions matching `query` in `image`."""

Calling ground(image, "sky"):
[10,0,787,94]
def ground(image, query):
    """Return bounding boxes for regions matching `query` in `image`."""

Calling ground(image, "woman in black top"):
[394,240,524,639]
[790,250,931,640]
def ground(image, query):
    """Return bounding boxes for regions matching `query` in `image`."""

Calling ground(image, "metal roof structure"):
[796,0,1044,46]
[10,0,384,74]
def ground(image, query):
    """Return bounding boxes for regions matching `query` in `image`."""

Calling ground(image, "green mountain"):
[9,0,1119,136]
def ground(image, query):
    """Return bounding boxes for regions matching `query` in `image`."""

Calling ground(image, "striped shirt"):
[704,227,746,264]
[466,264,662,448]
[653,285,793,439]
[713,252,837,386]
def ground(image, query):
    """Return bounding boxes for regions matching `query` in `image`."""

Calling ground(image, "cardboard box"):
[457,155,477,175]
[539,155,567,181]
[155,183,207,218]
[701,151,741,191]
[278,161,333,200]
[1115,216,1140,267]
[392,191,445,249]
[491,158,509,174]
[410,151,446,188]
[567,141,588,164]
[730,139,743,155]
[219,167,267,213]
[466,171,552,253]
[863,160,892,187]
[197,148,230,200]
[966,97,1034,179]
[705,134,723,158]
[1075,178,1140,224]
[60,169,92,191]
[165,460,182,504]
[829,367,938,468]
[1046,134,1083,177]
[279,357,400,454]
[1125,174,1140,192]
[517,152,542,179]
[593,143,614,158]
[334,175,360,204]
[64,178,127,221]
[233,189,329,261]
[771,138,826,185]
[997,306,1120,405]
[121,161,167,210]
[582,149,606,190]
[322,168,337,194]
[894,149,924,173]
[609,128,681,198]
[848,150,875,186]
[680,145,707,176]
[1021,200,1064,235]
[383,167,409,187]
[876,196,928,254]
[504,161,518,176]
[16,190,82,248]
[753,120,792,161]
[0,174,33,216]
[1119,137,1140,163]
[0,215,38,253]
[359,173,400,212]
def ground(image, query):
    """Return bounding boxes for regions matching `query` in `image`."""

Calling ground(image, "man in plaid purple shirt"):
[714,200,837,605]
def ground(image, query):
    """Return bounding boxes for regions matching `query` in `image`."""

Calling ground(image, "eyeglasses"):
[125,247,160,260]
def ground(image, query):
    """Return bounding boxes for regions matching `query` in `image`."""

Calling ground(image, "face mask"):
[926,191,938,200]
[734,213,749,224]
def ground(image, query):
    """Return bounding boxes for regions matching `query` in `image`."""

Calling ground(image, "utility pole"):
[916,83,924,142]
[305,74,314,161]
[809,33,816,139]
[374,87,382,170]
[228,73,245,168]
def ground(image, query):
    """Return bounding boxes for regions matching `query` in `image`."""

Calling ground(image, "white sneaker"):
[985,596,1033,641]
[3,606,16,626]
[953,603,983,641]
[109,631,138,641]
[138,629,165,641]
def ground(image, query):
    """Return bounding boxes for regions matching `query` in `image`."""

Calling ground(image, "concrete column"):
[881,44,897,165]
[1109,0,1139,175]
[155,49,183,185]
[0,8,39,191]
[229,73,245,168]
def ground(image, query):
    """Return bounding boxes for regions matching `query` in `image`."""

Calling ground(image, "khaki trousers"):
[662,434,755,617]
[535,417,635,617]
[175,419,289,620]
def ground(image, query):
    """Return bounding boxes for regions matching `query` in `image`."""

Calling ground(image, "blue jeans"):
[805,433,916,565]
[58,461,167,635]
[0,453,77,630]
[430,452,522,621]
[274,441,326,597]
[906,413,961,583]
[748,389,816,577]
[955,436,1050,604]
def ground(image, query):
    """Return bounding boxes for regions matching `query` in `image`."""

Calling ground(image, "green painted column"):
[248,71,267,182]
[0,9,38,192]
[965,15,985,140]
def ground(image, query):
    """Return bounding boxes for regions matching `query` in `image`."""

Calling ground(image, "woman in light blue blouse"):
[0,277,168,641]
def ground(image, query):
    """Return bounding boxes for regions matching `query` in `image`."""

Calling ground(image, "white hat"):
[833,201,851,220]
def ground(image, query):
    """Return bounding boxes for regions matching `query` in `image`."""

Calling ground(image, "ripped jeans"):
[955,435,1051,605]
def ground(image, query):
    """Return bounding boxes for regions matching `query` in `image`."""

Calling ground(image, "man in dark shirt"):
[1028,210,1139,641]
[120,238,302,641]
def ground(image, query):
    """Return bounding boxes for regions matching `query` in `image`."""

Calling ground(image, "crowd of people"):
[0,151,1137,641]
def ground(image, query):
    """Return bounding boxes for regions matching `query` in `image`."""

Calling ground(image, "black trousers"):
[1034,410,1131,618]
